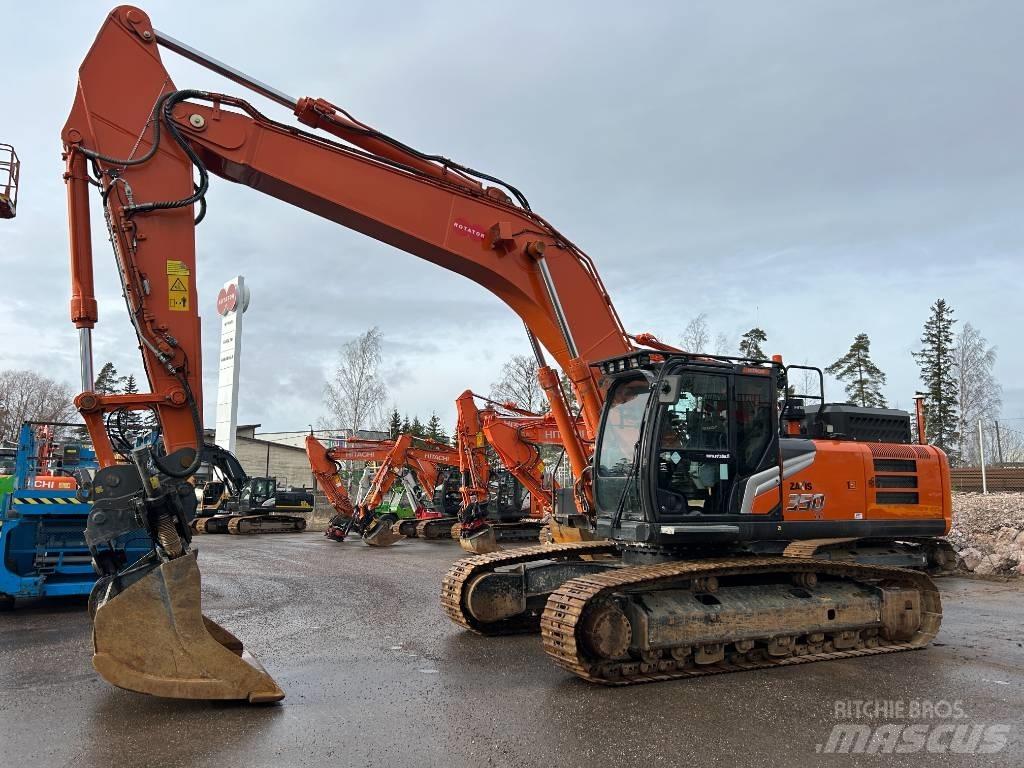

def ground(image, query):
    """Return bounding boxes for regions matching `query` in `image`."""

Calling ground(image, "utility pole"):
[994,420,1004,465]
[978,420,988,495]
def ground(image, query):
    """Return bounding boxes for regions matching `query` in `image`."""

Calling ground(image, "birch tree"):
[324,327,389,434]
[954,322,1001,464]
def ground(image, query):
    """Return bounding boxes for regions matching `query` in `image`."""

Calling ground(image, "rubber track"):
[540,557,941,685]
[441,541,620,634]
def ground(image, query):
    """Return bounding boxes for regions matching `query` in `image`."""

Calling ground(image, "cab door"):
[652,368,779,520]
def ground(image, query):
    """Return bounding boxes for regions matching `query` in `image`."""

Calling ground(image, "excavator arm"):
[65,6,641,478]
[306,433,460,545]
[453,390,590,551]
[304,435,397,520]
[63,6,669,703]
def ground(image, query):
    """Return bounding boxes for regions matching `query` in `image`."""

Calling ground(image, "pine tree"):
[825,333,888,407]
[425,412,449,444]
[388,408,402,438]
[912,299,959,457]
[400,414,411,434]
[410,416,425,437]
[738,328,768,359]
[118,375,144,447]
[93,362,123,394]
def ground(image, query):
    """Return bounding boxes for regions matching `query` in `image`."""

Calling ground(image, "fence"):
[950,466,1024,493]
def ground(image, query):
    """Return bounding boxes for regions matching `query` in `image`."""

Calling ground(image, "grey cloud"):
[2,0,1021,432]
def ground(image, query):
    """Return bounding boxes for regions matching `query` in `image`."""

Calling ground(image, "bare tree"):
[680,313,710,353]
[323,327,389,434]
[955,322,1001,464]
[0,369,77,443]
[490,354,546,413]
[713,332,730,356]
[989,423,1024,463]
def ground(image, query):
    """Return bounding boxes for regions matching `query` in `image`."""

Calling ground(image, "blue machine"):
[0,422,149,607]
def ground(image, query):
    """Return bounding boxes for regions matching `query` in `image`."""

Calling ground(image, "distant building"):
[263,428,390,450]
[200,425,390,491]
[202,425,315,490]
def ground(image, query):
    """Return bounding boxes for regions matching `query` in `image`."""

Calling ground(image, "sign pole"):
[214,276,249,453]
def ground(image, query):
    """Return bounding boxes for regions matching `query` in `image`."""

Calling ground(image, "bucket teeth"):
[91,551,284,702]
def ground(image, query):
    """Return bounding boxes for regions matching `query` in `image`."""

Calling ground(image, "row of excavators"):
[48,5,953,704]
[303,390,564,551]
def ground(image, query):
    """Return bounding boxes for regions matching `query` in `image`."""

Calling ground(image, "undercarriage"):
[192,514,307,535]
[442,540,943,685]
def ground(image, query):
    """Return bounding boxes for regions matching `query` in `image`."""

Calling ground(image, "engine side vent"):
[876,491,920,505]
[873,458,916,473]
[875,475,918,489]
[868,444,932,460]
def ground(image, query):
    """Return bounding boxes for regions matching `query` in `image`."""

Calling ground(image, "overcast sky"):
[2,1,1022,436]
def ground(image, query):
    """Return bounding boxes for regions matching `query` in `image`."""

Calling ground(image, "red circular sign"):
[217,284,238,316]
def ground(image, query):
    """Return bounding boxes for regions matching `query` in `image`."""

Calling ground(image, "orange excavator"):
[309,423,544,548]
[452,389,571,552]
[64,7,950,702]
[306,433,461,545]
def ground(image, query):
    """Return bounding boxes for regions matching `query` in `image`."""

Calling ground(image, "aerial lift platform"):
[0,422,148,607]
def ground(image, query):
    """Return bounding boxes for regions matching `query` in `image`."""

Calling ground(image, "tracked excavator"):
[64,6,950,701]
[452,390,573,552]
[305,433,461,545]
[310,416,548,551]
[192,444,308,534]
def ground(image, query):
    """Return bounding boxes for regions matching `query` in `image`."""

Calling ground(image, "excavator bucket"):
[91,551,284,702]
[547,517,598,544]
[362,514,404,547]
[459,525,499,554]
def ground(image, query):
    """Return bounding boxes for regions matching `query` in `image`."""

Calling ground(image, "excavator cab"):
[0,143,19,219]
[593,352,781,545]
[593,351,948,548]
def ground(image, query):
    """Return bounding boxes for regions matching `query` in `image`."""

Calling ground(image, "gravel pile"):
[946,492,1024,576]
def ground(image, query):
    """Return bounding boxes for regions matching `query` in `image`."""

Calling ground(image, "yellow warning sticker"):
[167,260,190,311]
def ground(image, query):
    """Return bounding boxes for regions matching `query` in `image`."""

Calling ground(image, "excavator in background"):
[63,6,950,702]
[309,423,544,550]
[0,143,19,219]
[305,433,460,545]
[195,443,248,515]
[452,390,570,552]
[350,434,463,544]
[191,444,308,534]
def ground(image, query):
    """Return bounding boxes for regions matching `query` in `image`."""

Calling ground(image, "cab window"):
[656,373,729,515]
[594,377,649,514]
[734,375,775,475]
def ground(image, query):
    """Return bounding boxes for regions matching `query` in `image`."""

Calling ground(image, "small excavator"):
[62,6,951,701]
[305,433,460,545]
[191,444,309,534]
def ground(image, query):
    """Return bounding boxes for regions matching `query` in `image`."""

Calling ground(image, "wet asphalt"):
[1,533,1021,768]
